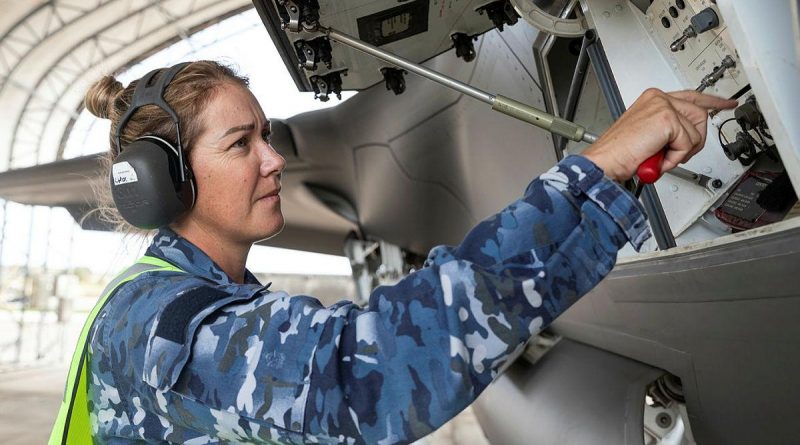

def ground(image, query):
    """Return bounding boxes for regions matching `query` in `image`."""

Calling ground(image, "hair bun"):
[84,75,123,120]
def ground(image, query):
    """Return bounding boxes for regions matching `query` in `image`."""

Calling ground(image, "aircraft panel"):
[253,0,506,93]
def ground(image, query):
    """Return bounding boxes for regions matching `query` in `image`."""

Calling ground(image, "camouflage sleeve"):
[451,154,650,266]
[303,155,650,443]
[167,155,650,444]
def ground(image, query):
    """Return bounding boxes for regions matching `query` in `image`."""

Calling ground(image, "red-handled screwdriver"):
[634,151,665,197]
[638,151,665,184]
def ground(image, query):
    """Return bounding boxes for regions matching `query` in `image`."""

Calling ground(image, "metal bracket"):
[310,70,345,102]
[476,0,521,32]
[451,33,477,62]
[381,67,407,95]
[294,36,333,71]
[509,0,589,37]
[276,0,320,32]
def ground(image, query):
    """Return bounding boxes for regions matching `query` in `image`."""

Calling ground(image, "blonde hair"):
[84,60,249,232]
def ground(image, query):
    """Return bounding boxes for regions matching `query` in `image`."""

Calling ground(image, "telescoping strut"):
[321,27,599,145]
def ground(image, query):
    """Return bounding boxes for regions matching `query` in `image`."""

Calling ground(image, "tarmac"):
[0,366,66,445]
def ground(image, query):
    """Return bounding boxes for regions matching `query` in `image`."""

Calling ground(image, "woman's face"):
[183,82,286,245]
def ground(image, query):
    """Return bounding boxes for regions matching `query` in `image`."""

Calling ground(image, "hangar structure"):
[0,0,252,286]
[0,0,254,170]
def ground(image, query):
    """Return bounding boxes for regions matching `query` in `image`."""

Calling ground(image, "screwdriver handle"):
[637,151,665,184]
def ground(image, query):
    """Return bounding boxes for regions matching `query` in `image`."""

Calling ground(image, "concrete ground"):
[0,365,489,445]
[0,366,66,445]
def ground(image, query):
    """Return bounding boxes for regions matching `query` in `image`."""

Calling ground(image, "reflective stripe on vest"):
[48,255,183,445]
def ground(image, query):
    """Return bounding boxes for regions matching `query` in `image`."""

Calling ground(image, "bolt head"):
[670,184,679,192]
[615,4,623,12]
[603,10,611,17]
[656,413,673,428]
[703,166,712,174]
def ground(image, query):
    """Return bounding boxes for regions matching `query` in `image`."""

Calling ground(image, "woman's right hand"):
[582,88,738,182]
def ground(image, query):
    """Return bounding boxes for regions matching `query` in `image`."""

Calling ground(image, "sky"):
[0,8,354,278]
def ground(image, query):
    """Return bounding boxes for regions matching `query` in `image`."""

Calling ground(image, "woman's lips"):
[257,188,281,202]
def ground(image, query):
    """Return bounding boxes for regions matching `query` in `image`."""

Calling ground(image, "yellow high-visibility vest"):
[49,255,183,445]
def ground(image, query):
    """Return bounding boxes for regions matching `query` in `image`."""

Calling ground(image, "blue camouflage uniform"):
[87,155,650,444]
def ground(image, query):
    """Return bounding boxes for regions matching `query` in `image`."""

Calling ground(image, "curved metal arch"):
[55,7,262,160]
[5,0,251,170]
[510,0,589,38]
[0,1,116,94]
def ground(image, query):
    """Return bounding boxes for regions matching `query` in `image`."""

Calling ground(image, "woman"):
[70,61,733,444]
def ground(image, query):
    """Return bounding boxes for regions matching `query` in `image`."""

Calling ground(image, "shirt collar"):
[146,227,261,286]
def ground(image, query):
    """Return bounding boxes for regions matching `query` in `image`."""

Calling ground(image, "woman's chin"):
[255,215,285,243]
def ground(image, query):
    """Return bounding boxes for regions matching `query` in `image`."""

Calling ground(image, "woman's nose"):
[259,141,286,177]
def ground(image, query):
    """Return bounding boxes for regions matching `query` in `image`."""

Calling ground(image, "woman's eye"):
[232,136,248,148]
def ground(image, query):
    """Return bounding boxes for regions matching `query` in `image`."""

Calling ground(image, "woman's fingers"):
[666,94,714,136]
[662,110,701,171]
[681,110,703,150]
[668,90,738,111]
[660,92,724,169]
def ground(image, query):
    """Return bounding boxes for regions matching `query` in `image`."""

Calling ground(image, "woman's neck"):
[169,220,250,284]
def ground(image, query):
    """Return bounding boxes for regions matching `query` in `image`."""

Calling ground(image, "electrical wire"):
[717,117,737,147]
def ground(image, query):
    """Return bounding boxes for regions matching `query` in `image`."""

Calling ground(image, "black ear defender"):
[110,62,196,230]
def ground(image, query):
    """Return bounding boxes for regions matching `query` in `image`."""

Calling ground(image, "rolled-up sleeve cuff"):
[540,155,652,251]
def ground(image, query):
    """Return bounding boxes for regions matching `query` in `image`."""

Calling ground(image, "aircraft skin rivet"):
[703,167,712,174]
[670,185,679,192]
[603,11,611,18]
[615,4,623,12]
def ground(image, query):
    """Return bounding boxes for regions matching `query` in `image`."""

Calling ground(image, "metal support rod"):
[323,27,597,144]
[585,33,677,250]
[559,31,593,152]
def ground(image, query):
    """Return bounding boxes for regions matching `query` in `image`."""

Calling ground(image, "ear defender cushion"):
[110,136,195,229]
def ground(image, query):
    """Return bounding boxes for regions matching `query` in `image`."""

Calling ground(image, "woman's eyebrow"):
[219,123,255,140]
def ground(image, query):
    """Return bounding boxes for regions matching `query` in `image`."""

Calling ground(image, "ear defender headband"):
[110,62,196,230]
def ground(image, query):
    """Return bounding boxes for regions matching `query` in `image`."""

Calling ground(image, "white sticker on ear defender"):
[112,162,138,185]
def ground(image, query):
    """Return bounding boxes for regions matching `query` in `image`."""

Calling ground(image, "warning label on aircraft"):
[719,175,768,222]
[357,0,429,46]
[112,162,138,186]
